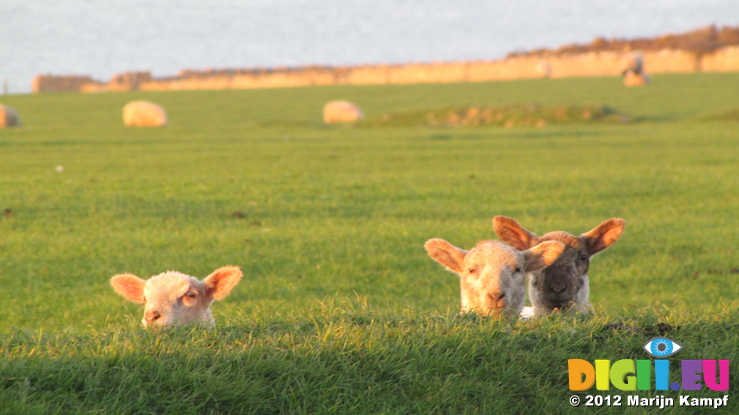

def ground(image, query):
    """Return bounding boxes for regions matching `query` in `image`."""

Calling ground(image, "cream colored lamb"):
[425,239,565,317]
[110,266,242,328]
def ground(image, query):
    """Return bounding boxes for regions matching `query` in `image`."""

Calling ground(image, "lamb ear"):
[522,241,565,272]
[110,274,147,303]
[203,266,243,300]
[581,218,625,255]
[424,239,467,274]
[493,216,538,251]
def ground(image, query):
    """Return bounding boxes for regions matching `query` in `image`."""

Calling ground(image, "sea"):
[0,0,737,94]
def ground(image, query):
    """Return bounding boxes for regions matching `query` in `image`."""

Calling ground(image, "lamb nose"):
[549,283,567,293]
[145,310,161,322]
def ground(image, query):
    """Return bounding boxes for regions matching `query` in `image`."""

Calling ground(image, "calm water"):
[1,0,737,94]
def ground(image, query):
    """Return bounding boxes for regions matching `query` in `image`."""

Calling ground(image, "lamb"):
[425,238,564,317]
[122,100,168,127]
[110,266,242,328]
[493,216,625,316]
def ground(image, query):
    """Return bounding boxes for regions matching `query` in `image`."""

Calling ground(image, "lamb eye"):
[514,267,522,273]
[579,254,588,261]
[467,267,477,274]
[185,292,197,299]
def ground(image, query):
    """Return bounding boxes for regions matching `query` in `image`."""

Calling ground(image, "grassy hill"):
[0,73,737,413]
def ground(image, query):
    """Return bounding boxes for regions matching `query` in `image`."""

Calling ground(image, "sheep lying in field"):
[122,100,168,127]
[425,239,564,317]
[493,216,625,316]
[323,100,364,124]
[110,266,242,328]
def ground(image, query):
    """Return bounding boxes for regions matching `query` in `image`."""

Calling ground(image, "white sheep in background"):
[122,100,168,127]
[110,266,242,328]
[323,100,364,124]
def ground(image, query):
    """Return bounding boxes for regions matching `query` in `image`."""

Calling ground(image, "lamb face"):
[110,266,242,328]
[140,272,214,327]
[526,232,590,312]
[493,216,625,315]
[456,241,527,315]
[425,239,564,317]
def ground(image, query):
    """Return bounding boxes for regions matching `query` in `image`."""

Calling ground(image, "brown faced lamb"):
[493,216,625,315]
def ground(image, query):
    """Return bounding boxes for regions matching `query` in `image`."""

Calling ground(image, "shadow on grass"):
[1,306,737,413]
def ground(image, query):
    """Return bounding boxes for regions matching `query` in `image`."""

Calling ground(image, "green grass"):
[0,73,738,413]
[700,108,739,122]
[365,103,628,127]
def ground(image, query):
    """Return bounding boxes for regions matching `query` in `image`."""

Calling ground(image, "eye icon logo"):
[643,337,683,358]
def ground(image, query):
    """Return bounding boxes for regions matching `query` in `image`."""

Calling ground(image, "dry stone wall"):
[31,46,739,94]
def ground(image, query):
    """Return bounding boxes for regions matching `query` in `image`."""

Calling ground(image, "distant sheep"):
[622,53,651,87]
[0,104,21,127]
[323,100,364,124]
[123,100,168,127]
[110,266,242,328]
[425,239,564,317]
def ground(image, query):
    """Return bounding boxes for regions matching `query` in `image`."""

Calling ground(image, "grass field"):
[0,73,737,413]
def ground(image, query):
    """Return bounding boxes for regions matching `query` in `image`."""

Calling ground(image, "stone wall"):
[700,45,739,72]
[31,46,739,94]
[31,75,99,93]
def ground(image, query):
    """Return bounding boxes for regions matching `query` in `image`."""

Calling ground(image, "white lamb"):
[425,239,564,317]
[110,266,242,328]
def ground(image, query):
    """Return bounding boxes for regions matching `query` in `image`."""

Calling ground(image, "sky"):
[1,0,737,93]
